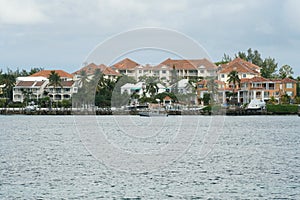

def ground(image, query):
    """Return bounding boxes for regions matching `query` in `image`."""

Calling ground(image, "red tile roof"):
[73,63,120,76]
[111,58,139,70]
[219,58,260,74]
[160,58,217,70]
[30,70,73,78]
[280,77,297,83]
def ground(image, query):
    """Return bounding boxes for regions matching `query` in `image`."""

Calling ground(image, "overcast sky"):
[0,0,299,76]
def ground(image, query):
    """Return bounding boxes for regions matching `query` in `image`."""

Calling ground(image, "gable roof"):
[240,77,270,83]
[111,58,140,70]
[73,63,120,76]
[219,58,261,74]
[30,70,73,79]
[160,58,217,70]
[280,77,297,83]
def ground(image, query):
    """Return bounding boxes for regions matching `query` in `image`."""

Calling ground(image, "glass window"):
[221,74,225,78]
[198,84,204,88]
[286,83,293,88]
[242,74,246,78]
[286,91,293,96]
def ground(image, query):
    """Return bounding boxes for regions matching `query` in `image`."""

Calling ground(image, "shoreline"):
[0,108,298,116]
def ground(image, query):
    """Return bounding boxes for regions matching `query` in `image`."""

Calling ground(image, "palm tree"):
[78,70,90,88]
[0,73,16,103]
[48,71,62,88]
[146,82,159,98]
[48,71,63,107]
[227,70,240,98]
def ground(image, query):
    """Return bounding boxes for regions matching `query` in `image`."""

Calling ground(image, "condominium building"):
[13,76,49,102]
[13,70,77,102]
[110,58,218,84]
[197,77,298,104]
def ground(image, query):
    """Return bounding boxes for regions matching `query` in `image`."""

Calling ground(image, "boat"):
[247,99,266,110]
[139,108,168,117]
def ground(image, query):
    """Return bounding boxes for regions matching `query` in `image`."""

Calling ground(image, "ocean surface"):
[0,115,299,199]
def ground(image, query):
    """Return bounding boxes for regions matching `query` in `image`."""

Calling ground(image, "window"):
[162,70,166,74]
[221,74,225,78]
[286,91,293,96]
[198,84,204,88]
[200,70,204,74]
[242,74,246,78]
[286,83,293,88]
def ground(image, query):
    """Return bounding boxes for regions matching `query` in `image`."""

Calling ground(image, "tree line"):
[216,48,298,80]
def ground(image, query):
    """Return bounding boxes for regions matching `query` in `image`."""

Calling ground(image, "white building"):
[13,76,49,102]
[121,82,166,97]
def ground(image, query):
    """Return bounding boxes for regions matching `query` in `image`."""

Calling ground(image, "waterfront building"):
[110,58,218,84]
[218,57,261,86]
[73,63,120,81]
[13,70,77,102]
[197,76,298,104]
[13,76,49,102]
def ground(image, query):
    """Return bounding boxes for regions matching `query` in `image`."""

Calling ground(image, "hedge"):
[266,104,298,114]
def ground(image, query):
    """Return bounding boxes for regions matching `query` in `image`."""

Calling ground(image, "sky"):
[0,0,300,76]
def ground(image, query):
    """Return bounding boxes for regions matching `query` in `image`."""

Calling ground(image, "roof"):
[16,81,35,87]
[164,96,172,100]
[160,58,217,70]
[30,70,73,79]
[47,81,74,87]
[61,81,75,87]
[73,63,120,76]
[240,77,268,83]
[219,58,260,74]
[111,58,140,70]
[15,80,46,87]
[281,77,297,83]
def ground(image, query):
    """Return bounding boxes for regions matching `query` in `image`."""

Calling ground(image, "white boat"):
[247,99,266,110]
[139,110,168,117]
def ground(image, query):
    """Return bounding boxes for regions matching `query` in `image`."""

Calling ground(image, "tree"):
[227,70,241,96]
[279,64,294,79]
[280,93,291,104]
[48,71,62,105]
[29,67,43,75]
[261,57,278,78]
[236,48,263,67]
[215,54,232,65]
[0,72,16,101]
[48,71,62,88]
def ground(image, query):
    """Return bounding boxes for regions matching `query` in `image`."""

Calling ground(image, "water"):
[0,115,299,199]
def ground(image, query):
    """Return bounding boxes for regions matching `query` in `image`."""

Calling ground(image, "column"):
[237,91,240,103]
[261,91,264,100]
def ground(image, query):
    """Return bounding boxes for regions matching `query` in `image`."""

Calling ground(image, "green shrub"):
[266,104,298,114]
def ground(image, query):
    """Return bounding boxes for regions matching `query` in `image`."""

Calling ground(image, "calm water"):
[0,115,299,199]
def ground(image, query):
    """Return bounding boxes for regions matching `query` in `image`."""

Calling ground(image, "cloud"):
[283,0,300,33]
[0,0,48,25]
